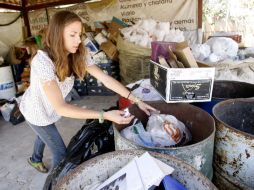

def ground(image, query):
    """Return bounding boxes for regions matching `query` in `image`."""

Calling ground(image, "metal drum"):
[192,80,254,115]
[213,98,254,190]
[113,102,215,179]
[55,150,217,190]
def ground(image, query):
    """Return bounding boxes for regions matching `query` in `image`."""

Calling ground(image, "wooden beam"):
[21,0,31,37]
[198,0,202,29]
[26,0,87,11]
[0,3,22,10]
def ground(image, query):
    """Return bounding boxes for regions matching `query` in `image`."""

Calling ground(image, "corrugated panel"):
[0,0,21,6]
[0,0,64,6]
[26,0,63,6]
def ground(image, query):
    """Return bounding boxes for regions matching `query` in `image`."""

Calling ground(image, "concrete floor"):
[0,95,118,190]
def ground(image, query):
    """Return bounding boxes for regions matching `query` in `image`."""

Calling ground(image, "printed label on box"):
[169,80,212,100]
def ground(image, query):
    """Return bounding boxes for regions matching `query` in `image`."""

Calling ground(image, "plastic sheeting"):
[0,12,23,58]
[209,59,254,84]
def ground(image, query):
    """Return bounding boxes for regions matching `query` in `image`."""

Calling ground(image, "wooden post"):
[21,0,31,37]
[198,0,202,29]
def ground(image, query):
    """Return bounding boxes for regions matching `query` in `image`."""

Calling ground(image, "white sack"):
[205,37,238,58]
[190,43,211,61]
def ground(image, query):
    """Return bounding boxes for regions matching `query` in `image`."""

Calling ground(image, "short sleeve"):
[85,52,95,67]
[32,50,56,82]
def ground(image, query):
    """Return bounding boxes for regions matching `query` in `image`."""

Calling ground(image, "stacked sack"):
[118,19,185,85]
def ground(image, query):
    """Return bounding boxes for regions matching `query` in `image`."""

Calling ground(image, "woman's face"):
[63,21,82,54]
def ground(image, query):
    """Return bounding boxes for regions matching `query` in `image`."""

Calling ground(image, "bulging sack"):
[117,36,151,84]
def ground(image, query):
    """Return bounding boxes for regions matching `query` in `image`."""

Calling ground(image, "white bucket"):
[0,66,16,100]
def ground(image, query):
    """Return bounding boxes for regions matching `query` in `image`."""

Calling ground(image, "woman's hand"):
[104,110,134,125]
[136,100,157,116]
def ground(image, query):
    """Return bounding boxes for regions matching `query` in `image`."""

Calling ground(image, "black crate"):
[97,60,119,76]
[86,73,119,87]
[87,86,115,96]
[74,80,87,96]
[86,75,99,86]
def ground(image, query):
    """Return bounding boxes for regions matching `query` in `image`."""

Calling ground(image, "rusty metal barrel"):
[113,102,215,179]
[192,80,254,115]
[212,98,254,190]
[55,150,217,190]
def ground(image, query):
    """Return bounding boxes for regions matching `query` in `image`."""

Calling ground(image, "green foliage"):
[203,0,228,23]
[203,0,254,25]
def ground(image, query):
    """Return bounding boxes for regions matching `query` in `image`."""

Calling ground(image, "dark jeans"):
[27,121,66,169]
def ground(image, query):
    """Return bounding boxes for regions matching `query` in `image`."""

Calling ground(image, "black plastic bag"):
[9,102,25,125]
[43,119,115,190]
[0,99,25,125]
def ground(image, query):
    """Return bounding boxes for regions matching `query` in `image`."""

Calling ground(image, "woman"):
[20,10,156,173]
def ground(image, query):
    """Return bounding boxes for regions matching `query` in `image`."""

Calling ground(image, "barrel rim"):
[113,124,215,150]
[114,101,216,150]
[56,150,217,189]
[212,98,254,138]
[214,80,254,86]
[212,80,254,100]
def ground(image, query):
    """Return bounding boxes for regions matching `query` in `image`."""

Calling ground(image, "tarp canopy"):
[0,0,201,58]
[0,0,82,9]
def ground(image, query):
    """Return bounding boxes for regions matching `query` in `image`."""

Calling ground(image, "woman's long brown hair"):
[43,10,86,81]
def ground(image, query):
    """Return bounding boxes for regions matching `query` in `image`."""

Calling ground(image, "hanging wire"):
[0,13,22,26]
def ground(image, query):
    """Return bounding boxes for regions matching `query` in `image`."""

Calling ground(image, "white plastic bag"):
[206,37,238,58]
[146,114,192,147]
[190,43,211,61]
[126,79,163,101]
[121,119,154,147]
[0,102,15,121]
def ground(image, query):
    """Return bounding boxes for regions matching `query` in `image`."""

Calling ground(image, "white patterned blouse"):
[20,50,94,126]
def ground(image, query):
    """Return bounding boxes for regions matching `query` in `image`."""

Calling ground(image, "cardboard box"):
[150,60,215,103]
[208,35,242,43]
[197,61,211,67]
[100,40,118,61]
[108,17,127,43]
[173,41,199,68]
